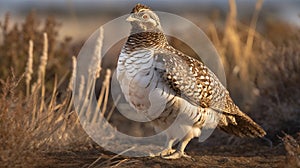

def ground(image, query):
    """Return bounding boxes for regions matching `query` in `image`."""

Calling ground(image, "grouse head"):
[127,3,162,33]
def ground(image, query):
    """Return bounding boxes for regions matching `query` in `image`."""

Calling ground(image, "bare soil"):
[44,139,286,168]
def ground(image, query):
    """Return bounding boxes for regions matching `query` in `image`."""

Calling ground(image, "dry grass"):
[282,133,300,168]
[0,12,92,167]
[205,0,266,104]
[203,0,300,142]
[0,11,73,92]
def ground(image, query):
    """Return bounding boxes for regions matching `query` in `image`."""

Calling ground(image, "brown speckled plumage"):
[117,4,266,159]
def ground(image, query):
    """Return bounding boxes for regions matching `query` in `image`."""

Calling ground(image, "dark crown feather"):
[131,3,151,13]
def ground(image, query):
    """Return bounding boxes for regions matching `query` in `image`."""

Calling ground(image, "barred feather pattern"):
[118,33,221,139]
[118,30,266,139]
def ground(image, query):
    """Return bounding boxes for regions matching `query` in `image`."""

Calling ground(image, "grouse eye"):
[142,14,149,20]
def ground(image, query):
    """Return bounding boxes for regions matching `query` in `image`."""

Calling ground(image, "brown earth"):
[43,137,286,168]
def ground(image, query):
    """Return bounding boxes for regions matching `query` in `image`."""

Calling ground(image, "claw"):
[160,148,176,157]
[161,150,191,159]
[150,148,176,157]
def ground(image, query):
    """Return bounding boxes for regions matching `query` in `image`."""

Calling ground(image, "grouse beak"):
[126,15,138,22]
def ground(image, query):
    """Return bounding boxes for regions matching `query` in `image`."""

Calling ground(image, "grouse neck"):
[124,31,168,53]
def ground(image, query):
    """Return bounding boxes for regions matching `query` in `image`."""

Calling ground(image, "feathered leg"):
[162,132,193,159]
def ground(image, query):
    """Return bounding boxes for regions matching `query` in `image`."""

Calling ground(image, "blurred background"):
[1,0,299,41]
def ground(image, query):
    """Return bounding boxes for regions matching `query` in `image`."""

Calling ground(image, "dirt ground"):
[44,137,286,168]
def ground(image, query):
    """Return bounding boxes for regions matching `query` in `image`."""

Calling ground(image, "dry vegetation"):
[204,0,300,140]
[0,12,91,167]
[0,0,299,167]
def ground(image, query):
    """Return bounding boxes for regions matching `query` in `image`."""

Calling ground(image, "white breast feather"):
[117,49,220,140]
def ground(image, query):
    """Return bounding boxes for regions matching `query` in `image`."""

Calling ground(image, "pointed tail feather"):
[218,111,266,138]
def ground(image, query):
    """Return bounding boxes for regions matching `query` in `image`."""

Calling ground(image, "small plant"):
[282,133,300,168]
